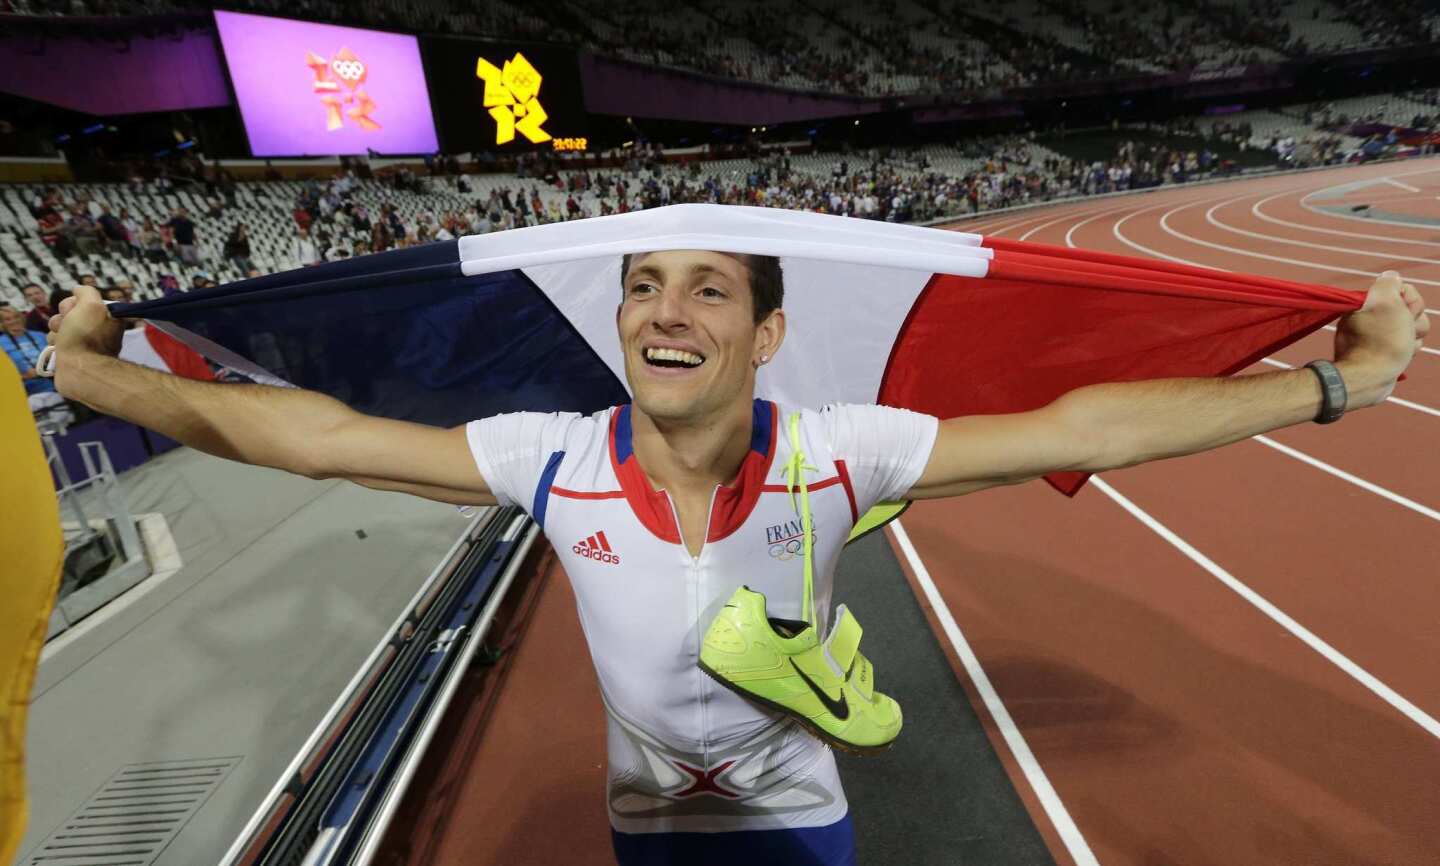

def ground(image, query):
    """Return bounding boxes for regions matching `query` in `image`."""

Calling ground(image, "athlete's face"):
[618,250,784,424]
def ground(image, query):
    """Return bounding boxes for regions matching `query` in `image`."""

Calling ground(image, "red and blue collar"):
[609,400,779,545]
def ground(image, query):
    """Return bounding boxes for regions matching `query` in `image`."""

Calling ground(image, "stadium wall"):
[0,29,230,115]
[577,53,887,125]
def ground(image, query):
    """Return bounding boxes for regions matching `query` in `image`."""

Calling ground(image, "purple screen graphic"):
[214,11,438,157]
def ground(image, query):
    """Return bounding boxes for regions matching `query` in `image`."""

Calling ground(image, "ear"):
[754,309,786,366]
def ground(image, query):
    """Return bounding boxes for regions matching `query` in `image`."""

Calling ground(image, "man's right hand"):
[47,285,123,395]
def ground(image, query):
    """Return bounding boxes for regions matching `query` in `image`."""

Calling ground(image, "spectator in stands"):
[165,208,201,266]
[113,280,136,303]
[225,224,255,273]
[294,225,321,268]
[21,284,52,333]
[37,207,71,258]
[97,206,129,250]
[0,305,54,396]
[138,217,168,263]
[66,204,101,254]
[79,275,98,288]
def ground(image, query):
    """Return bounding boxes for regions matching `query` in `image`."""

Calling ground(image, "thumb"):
[1362,271,1402,311]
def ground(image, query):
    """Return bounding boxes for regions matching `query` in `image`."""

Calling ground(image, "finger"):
[58,296,77,315]
[72,285,103,304]
[48,312,63,333]
[1400,282,1423,317]
[1417,311,1431,340]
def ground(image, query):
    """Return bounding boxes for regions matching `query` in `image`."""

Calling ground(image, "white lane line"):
[1090,477,1440,740]
[1252,191,1440,249]
[1019,203,1111,242]
[990,210,1074,238]
[1064,202,1136,248]
[1383,178,1422,193]
[1254,357,1440,417]
[890,519,1101,866]
[1250,434,1440,522]
[1159,201,1440,288]
[1206,197,1440,267]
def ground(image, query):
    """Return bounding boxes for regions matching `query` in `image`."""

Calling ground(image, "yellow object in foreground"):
[0,363,63,865]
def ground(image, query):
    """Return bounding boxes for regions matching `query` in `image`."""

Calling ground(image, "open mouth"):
[643,347,706,370]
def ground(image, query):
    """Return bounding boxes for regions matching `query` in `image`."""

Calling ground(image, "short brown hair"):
[621,253,783,324]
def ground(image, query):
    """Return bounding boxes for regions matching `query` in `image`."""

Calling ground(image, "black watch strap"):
[1305,360,1347,424]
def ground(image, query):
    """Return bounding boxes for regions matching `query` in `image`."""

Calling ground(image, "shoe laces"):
[781,412,819,627]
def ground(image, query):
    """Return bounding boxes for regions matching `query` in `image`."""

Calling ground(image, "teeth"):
[645,347,704,366]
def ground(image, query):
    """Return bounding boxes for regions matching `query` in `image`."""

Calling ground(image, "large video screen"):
[423,37,590,154]
[214,11,439,157]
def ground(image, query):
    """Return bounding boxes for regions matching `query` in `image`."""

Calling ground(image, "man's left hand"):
[1334,271,1430,408]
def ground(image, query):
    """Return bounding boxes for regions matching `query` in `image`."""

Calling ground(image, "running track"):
[900,157,1440,866]
[381,159,1440,866]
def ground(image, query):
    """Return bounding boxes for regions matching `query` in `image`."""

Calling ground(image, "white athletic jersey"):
[467,400,937,834]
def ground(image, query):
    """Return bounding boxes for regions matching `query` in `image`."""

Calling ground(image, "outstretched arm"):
[907,272,1429,499]
[48,286,495,505]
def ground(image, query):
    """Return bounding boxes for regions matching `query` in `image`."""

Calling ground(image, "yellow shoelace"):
[781,412,819,628]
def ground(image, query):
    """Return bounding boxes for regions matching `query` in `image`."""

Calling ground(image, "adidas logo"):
[572,530,621,565]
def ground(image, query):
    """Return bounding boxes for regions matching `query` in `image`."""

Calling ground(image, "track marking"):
[889,519,1101,866]
[1298,163,1440,230]
[1090,477,1440,741]
[1383,178,1422,193]
[1255,357,1440,416]
[1206,196,1440,267]
[1252,190,1440,249]
[1250,433,1440,521]
[989,211,1069,237]
[1159,201,1440,287]
[1018,203,1112,242]
[1064,202,1137,248]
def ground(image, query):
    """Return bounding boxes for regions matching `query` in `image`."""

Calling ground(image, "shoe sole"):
[698,659,897,757]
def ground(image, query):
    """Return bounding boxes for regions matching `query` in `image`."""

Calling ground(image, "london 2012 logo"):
[305,47,381,132]
[475,52,551,146]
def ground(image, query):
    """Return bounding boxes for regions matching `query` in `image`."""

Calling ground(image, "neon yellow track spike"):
[698,412,902,754]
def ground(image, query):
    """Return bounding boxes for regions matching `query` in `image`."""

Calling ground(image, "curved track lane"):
[910,157,1440,866]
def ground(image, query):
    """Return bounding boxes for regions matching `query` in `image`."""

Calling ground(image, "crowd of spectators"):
[11,0,1434,98]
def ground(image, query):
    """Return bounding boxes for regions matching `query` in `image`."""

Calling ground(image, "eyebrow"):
[626,261,737,284]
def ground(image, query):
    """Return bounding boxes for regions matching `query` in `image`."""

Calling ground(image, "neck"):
[630,397,755,493]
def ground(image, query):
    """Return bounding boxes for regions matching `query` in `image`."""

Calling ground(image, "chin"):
[632,389,702,422]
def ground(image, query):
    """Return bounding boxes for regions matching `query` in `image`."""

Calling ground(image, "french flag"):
[114,204,1363,496]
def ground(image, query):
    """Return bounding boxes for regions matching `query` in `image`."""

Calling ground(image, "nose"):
[650,286,690,332]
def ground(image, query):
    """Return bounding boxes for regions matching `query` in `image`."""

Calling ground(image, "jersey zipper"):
[664,485,719,769]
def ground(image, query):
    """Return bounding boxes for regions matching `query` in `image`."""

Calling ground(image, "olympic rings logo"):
[767,531,815,561]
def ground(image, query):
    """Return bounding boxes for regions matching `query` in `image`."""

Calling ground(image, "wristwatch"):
[1304,360,1347,424]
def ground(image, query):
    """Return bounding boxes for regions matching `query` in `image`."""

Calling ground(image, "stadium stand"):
[5,0,1434,95]
[7,85,1426,313]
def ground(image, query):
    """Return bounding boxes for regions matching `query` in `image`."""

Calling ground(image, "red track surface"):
[909,158,1440,866]
[408,159,1440,866]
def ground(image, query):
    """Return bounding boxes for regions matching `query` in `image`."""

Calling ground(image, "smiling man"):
[43,249,1428,866]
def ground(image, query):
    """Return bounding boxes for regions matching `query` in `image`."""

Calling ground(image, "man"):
[21,284,52,333]
[165,208,200,266]
[293,226,321,268]
[43,253,1427,865]
[1,306,54,398]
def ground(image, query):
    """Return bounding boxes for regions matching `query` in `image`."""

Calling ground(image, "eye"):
[699,286,726,299]
[628,282,656,296]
